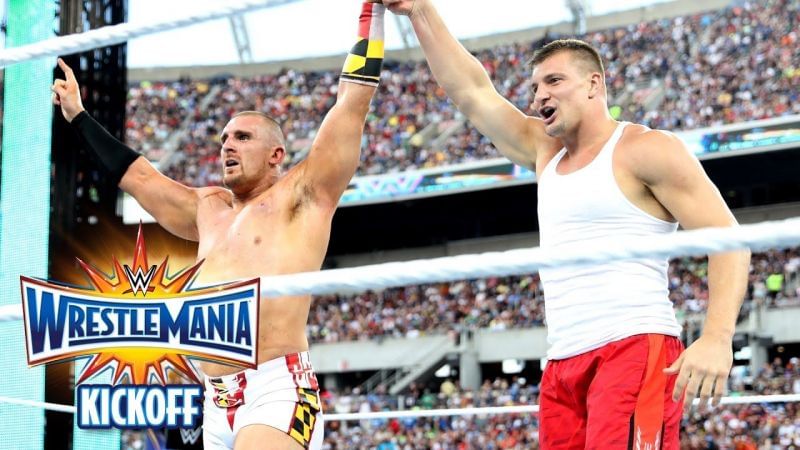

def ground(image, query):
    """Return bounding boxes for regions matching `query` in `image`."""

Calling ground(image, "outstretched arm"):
[301,1,384,208]
[384,0,557,169]
[53,58,202,241]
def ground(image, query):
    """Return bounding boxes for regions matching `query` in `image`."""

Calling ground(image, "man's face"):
[530,51,592,138]
[219,115,273,190]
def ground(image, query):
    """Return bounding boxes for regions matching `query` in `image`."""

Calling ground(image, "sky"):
[125,0,670,68]
[0,0,669,68]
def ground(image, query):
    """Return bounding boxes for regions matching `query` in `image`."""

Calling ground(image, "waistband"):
[203,351,318,395]
[204,352,310,383]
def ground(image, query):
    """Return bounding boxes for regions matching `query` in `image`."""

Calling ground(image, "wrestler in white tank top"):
[537,122,682,360]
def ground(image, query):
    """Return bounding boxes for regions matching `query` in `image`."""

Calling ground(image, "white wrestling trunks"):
[203,351,323,449]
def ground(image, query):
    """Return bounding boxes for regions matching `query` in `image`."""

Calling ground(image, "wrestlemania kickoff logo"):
[19,226,260,429]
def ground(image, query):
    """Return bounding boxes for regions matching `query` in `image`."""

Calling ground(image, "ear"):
[588,72,603,99]
[269,146,286,167]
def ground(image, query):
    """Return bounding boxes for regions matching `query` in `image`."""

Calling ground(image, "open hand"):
[52,58,85,122]
[664,333,733,413]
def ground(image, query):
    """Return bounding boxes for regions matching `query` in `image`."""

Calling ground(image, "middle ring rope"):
[3,394,800,419]
[0,217,798,323]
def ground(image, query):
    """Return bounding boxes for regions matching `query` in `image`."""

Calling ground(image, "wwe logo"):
[122,264,157,295]
[180,426,202,444]
[634,427,661,450]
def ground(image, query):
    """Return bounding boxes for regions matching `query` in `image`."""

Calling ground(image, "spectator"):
[124,0,800,181]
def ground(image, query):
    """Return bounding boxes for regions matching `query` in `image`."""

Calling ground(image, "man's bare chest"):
[194,201,287,268]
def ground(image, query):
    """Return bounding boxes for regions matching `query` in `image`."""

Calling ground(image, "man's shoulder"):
[622,123,682,147]
[618,124,687,162]
[619,123,696,184]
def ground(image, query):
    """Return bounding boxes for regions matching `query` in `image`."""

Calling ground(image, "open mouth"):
[224,159,240,168]
[539,106,556,124]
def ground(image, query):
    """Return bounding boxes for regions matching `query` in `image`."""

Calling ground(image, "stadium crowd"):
[320,406,800,449]
[318,356,800,448]
[122,0,800,185]
[307,246,800,345]
[122,245,800,447]
[122,360,800,449]
[115,1,800,448]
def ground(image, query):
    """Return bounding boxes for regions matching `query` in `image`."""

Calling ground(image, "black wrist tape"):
[71,111,141,187]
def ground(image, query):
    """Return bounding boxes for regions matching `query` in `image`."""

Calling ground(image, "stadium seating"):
[307,247,800,344]
[123,0,800,184]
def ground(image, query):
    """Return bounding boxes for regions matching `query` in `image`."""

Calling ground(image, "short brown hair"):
[232,110,286,146]
[528,39,604,77]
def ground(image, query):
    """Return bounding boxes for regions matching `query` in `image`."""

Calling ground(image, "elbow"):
[118,160,148,193]
[449,80,491,116]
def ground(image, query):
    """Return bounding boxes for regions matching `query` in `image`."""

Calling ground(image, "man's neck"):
[562,114,618,156]
[231,175,278,208]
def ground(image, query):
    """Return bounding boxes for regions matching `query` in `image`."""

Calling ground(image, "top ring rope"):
[258,217,800,296]
[0,0,303,68]
[0,217,798,322]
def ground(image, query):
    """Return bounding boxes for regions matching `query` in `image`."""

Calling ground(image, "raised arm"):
[629,130,750,411]
[52,58,202,241]
[385,0,555,169]
[300,1,384,207]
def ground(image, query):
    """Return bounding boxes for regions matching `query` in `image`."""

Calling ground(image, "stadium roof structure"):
[125,0,675,69]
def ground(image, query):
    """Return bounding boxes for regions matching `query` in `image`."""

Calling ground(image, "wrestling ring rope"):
[1,217,800,420]
[0,2,799,433]
[2,217,799,322]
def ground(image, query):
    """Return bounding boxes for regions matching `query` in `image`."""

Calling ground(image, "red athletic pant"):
[539,334,684,449]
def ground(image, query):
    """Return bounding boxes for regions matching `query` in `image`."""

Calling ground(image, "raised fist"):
[382,0,419,17]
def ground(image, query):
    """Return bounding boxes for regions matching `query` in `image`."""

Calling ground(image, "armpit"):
[288,181,316,221]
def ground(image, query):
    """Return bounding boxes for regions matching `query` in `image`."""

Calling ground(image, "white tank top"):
[537,122,681,360]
